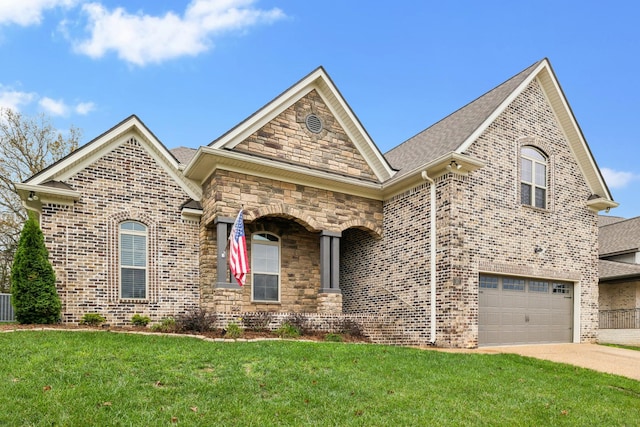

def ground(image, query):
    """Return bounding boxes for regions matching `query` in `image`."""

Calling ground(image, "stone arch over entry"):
[247,203,320,232]
[340,219,383,239]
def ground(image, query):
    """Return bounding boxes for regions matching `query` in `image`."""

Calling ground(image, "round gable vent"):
[305,114,323,134]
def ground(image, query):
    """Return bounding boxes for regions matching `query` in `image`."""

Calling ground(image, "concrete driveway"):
[478,343,640,381]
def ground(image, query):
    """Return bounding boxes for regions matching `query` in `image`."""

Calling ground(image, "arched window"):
[251,232,280,302]
[120,221,147,299]
[520,146,547,209]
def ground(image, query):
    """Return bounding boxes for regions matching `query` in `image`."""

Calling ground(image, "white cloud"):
[601,167,639,189]
[75,101,95,115]
[39,97,69,116]
[0,0,77,26]
[73,0,286,66]
[0,85,95,117]
[0,87,36,111]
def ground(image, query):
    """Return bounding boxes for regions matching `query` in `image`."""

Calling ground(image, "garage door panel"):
[479,275,573,346]
[501,293,527,309]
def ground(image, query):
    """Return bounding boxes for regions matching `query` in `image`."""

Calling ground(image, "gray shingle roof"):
[599,216,640,256]
[171,146,197,164]
[180,199,202,210]
[384,60,543,179]
[598,215,626,227]
[599,259,640,281]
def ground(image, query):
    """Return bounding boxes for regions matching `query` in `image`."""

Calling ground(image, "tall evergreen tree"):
[0,107,80,292]
[11,214,60,324]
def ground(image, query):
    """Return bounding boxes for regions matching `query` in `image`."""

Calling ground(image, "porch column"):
[320,230,341,293]
[214,216,236,289]
[319,230,342,314]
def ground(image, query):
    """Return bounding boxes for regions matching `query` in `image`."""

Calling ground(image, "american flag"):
[228,210,248,286]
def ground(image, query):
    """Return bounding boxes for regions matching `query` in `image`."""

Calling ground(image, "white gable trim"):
[456,61,545,154]
[456,60,615,204]
[535,67,614,203]
[25,116,202,202]
[208,67,394,182]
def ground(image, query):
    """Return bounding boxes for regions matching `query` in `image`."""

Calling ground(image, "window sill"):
[119,298,149,304]
[251,300,281,305]
[520,204,550,214]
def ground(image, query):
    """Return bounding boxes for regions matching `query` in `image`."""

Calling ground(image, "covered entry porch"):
[201,208,382,315]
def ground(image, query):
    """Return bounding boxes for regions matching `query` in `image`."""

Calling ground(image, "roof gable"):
[21,115,201,202]
[230,89,379,182]
[205,67,394,183]
[384,59,616,207]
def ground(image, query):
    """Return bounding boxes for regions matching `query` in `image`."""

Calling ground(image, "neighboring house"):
[15,58,617,348]
[598,216,640,344]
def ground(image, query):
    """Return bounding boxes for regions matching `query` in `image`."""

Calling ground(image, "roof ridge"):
[600,215,640,228]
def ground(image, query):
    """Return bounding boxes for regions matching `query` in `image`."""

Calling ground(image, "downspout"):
[421,171,437,344]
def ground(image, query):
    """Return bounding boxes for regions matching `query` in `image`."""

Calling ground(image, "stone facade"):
[41,137,200,325]
[233,90,378,182]
[199,170,383,313]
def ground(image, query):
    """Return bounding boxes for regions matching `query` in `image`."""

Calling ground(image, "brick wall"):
[341,182,434,344]
[42,137,200,325]
[599,281,640,310]
[214,312,419,345]
[345,79,600,348]
[461,79,600,345]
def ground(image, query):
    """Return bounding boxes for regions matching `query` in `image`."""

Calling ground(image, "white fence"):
[0,294,14,322]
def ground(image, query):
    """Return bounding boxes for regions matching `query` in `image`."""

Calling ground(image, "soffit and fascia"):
[183,146,484,201]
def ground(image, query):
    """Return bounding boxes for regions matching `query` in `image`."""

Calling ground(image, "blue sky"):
[1,1,638,217]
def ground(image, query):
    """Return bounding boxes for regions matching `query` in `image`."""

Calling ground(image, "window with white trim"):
[251,232,280,302]
[520,146,547,209]
[120,221,147,299]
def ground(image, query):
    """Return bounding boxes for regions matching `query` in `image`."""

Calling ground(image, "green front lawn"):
[1,331,638,426]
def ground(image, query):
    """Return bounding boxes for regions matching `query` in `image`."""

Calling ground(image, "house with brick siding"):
[598,215,640,345]
[15,58,617,348]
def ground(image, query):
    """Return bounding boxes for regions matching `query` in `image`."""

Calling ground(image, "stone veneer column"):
[212,216,243,312]
[319,230,342,314]
[214,216,235,288]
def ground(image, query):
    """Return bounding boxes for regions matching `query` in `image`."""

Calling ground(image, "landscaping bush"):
[175,308,217,333]
[80,313,106,326]
[276,322,301,338]
[282,313,310,335]
[241,311,273,331]
[324,333,343,342]
[151,317,177,333]
[131,314,151,327]
[224,322,243,338]
[10,215,61,324]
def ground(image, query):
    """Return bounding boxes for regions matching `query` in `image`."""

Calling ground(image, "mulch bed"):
[0,323,369,343]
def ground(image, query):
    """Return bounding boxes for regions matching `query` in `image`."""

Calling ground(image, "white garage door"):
[479,275,573,346]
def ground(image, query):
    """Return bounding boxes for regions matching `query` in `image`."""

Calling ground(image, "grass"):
[603,343,640,352]
[1,331,639,426]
